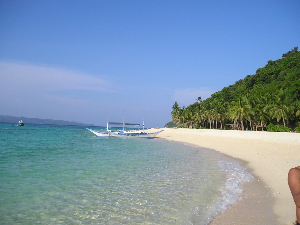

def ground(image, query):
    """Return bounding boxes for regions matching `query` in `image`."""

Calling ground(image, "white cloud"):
[0,62,112,93]
[0,61,114,122]
[173,88,215,106]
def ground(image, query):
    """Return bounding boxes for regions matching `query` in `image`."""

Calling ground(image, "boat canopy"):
[108,122,140,126]
[106,116,142,132]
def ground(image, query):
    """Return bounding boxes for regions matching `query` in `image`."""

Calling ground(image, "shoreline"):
[155,128,300,225]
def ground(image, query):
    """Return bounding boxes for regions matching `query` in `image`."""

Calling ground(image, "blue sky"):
[0,0,299,127]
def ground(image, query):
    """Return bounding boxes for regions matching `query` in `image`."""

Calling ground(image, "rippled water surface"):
[0,124,252,224]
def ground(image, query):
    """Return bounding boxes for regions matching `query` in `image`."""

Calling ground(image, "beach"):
[156,128,300,225]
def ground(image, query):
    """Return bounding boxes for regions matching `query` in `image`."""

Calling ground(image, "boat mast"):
[106,118,109,131]
[123,112,125,131]
[143,119,144,131]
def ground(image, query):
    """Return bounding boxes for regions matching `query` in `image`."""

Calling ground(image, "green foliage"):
[171,47,300,131]
[266,123,291,132]
[164,121,177,128]
[295,126,300,133]
[194,124,200,129]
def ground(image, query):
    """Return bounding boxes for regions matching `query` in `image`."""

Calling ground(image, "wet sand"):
[155,128,300,225]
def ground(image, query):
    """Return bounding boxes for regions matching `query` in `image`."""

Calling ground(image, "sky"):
[0,0,299,127]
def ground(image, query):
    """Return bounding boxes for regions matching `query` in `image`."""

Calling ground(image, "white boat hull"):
[86,128,163,139]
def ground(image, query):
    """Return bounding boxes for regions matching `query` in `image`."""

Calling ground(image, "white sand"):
[155,128,300,224]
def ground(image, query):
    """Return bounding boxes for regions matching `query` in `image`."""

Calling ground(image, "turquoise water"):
[0,124,252,224]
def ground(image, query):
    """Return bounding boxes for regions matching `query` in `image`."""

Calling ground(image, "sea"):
[0,124,253,225]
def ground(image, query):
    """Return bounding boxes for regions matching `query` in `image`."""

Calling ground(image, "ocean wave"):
[191,156,253,225]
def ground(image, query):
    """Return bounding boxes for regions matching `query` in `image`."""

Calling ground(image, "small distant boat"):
[87,117,163,139]
[18,120,24,126]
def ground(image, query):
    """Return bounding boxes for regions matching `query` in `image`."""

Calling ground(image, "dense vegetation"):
[171,47,300,132]
[164,121,177,128]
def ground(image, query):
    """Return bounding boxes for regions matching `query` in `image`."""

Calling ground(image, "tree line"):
[171,47,300,131]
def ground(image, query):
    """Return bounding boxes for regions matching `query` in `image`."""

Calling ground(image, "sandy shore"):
[155,128,300,225]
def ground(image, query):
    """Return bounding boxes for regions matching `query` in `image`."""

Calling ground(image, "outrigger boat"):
[86,118,163,139]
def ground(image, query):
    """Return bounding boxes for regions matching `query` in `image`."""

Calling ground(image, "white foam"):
[191,157,253,225]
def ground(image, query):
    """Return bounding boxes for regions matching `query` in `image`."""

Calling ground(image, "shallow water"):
[0,124,252,224]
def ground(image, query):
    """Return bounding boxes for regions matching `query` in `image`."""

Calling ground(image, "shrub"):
[266,123,291,132]
[194,124,200,129]
[295,126,300,133]
[164,121,177,128]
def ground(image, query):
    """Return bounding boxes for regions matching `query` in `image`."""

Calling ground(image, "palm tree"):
[209,108,216,129]
[230,96,252,130]
[205,109,213,129]
[202,101,214,129]
[253,95,270,130]
[269,90,292,126]
[180,107,187,126]
[197,109,206,128]
[215,101,227,129]
[171,102,181,126]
